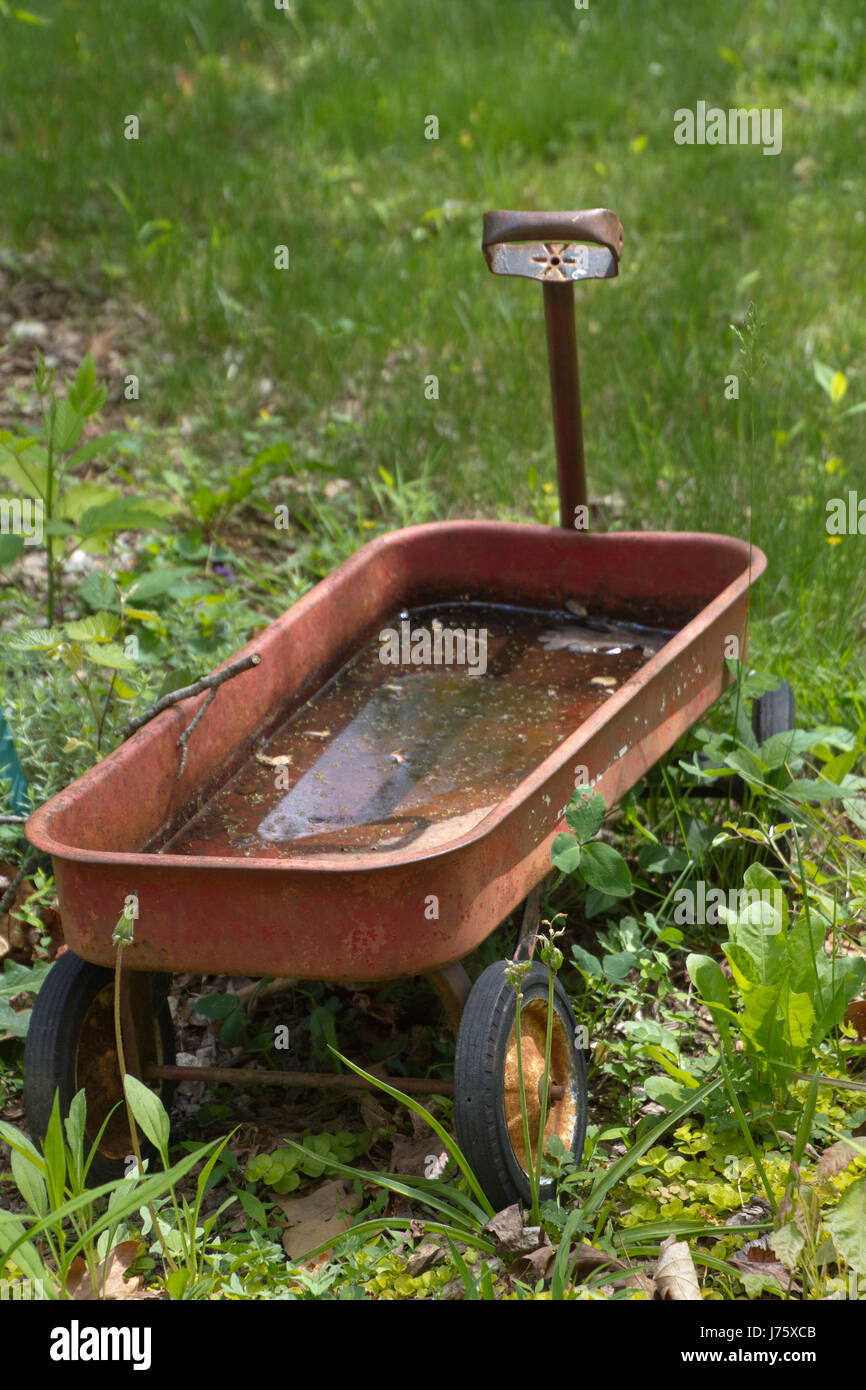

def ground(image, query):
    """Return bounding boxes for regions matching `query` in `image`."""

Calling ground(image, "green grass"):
[1,0,864,722]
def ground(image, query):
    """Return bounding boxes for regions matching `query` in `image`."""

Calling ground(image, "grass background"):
[0,0,864,710]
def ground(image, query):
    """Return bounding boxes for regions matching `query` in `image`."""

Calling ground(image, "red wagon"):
[24,209,767,1210]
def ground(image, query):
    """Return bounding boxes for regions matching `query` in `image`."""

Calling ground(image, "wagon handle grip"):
[482,208,623,264]
[482,207,624,528]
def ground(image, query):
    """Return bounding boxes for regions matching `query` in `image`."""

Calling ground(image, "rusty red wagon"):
[24,209,768,1210]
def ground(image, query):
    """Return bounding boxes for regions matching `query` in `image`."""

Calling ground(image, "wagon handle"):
[482,207,624,528]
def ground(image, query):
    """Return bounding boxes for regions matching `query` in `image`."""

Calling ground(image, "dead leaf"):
[359,1091,390,1137]
[407,1241,445,1277]
[817,1138,859,1181]
[655,1235,702,1300]
[483,1204,547,1257]
[277,1178,361,1260]
[731,1233,795,1292]
[571,1243,654,1295]
[65,1241,143,1300]
[725,1197,773,1226]
[510,1245,558,1282]
[844,998,866,1040]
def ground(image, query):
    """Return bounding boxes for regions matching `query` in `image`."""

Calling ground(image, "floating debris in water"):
[302,730,331,740]
[590,676,618,687]
[255,751,293,767]
[539,617,668,658]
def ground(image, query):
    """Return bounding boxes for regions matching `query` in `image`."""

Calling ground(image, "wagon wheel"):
[453,961,587,1212]
[24,952,176,1186]
[752,682,795,746]
[748,681,797,864]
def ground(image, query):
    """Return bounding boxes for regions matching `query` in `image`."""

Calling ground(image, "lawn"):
[0,0,864,1309]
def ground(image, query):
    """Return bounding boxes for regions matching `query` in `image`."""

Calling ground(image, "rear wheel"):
[453,961,587,1213]
[24,951,176,1186]
[752,682,796,746]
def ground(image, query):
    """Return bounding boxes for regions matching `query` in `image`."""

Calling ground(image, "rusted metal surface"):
[26,522,766,982]
[513,875,552,962]
[482,208,623,524]
[482,209,623,262]
[543,282,587,523]
[424,962,472,1036]
[144,1062,455,1096]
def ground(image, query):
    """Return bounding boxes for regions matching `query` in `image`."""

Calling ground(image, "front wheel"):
[453,961,587,1213]
[24,951,176,1186]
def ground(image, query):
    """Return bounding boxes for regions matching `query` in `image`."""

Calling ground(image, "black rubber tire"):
[752,682,796,745]
[24,952,176,1187]
[453,961,587,1213]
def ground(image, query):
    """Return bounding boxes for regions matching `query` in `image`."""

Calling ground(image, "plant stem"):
[513,986,538,1223]
[718,1049,776,1212]
[119,652,261,742]
[112,942,177,1272]
[534,965,556,1219]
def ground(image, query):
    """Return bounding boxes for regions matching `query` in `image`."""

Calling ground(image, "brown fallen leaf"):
[483,1204,547,1258]
[731,1233,794,1292]
[510,1245,558,1283]
[844,998,866,1039]
[571,1243,654,1296]
[64,1240,143,1300]
[655,1235,702,1300]
[359,1091,391,1137]
[277,1178,361,1261]
[817,1138,859,1181]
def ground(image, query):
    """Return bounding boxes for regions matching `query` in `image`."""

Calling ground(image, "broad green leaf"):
[686,953,732,1047]
[580,841,633,897]
[785,777,852,804]
[813,360,836,399]
[565,789,606,843]
[50,399,84,453]
[58,481,118,523]
[0,998,29,1037]
[83,641,137,671]
[78,498,169,537]
[70,354,96,408]
[778,985,814,1051]
[551,832,582,874]
[78,572,118,612]
[645,1045,699,1088]
[0,449,48,496]
[827,1177,866,1275]
[770,1221,805,1270]
[601,949,637,981]
[10,1148,47,1216]
[126,566,199,601]
[570,943,602,977]
[123,1074,170,1160]
[63,612,120,643]
[6,626,65,651]
[64,432,124,472]
[0,534,24,566]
